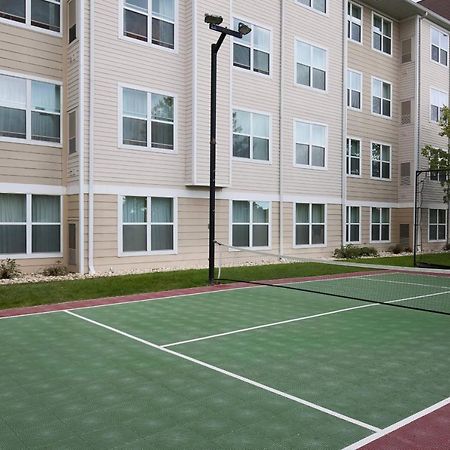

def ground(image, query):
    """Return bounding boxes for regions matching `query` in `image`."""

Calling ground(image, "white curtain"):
[32,195,60,223]
[32,81,60,112]
[0,75,26,108]
[152,0,174,21]
[0,194,26,222]
[151,198,172,223]
[123,196,147,223]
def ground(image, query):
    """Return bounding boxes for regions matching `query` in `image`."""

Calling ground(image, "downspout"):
[88,0,95,274]
[278,0,285,258]
[341,0,348,246]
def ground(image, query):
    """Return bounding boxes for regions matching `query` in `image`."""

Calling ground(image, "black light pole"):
[205,15,251,285]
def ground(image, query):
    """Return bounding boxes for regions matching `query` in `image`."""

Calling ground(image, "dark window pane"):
[151,121,173,149]
[233,44,250,70]
[32,225,60,253]
[0,0,25,22]
[296,225,310,245]
[431,45,439,62]
[69,25,76,43]
[254,50,269,75]
[430,225,437,241]
[232,224,249,247]
[123,117,147,146]
[381,225,389,241]
[382,162,390,179]
[350,158,360,175]
[352,23,361,42]
[312,68,326,90]
[383,36,391,54]
[311,146,325,167]
[253,224,268,247]
[382,99,391,117]
[0,107,26,139]
[350,225,359,242]
[31,112,60,143]
[372,161,380,178]
[152,17,174,49]
[0,225,26,254]
[123,224,146,252]
[253,137,269,161]
[312,224,324,244]
[296,143,309,165]
[431,105,439,122]
[351,91,360,109]
[373,33,381,51]
[373,97,381,114]
[438,225,446,240]
[297,64,310,86]
[124,8,148,41]
[372,225,380,241]
[151,224,173,250]
[233,134,250,158]
[31,0,60,32]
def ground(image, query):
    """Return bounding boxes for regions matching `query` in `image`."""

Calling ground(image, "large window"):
[0,73,61,144]
[233,110,269,161]
[295,120,326,168]
[347,69,362,110]
[371,142,391,180]
[430,89,447,123]
[232,201,270,248]
[0,193,61,256]
[295,40,327,91]
[346,206,360,243]
[371,207,390,242]
[122,87,174,151]
[372,77,391,118]
[295,203,325,246]
[346,138,361,176]
[372,13,392,55]
[296,0,326,14]
[429,209,447,241]
[0,0,61,33]
[233,19,270,76]
[431,27,448,66]
[122,196,174,253]
[123,0,175,49]
[348,2,362,43]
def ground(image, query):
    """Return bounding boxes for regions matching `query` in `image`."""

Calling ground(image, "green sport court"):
[1,270,449,449]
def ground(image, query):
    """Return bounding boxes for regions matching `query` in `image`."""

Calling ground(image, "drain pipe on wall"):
[278,0,285,258]
[341,0,348,246]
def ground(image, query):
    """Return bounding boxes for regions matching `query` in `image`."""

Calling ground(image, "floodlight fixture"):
[204,14,223,25]
[238,22,252,36]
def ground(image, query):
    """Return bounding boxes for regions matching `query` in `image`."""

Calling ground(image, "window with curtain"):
[297,0,326,14]
[233,19,270,75]
[346,138,361,176]
[372,13,392,55]
[431,27,448,66]
[371,142,391,180]
[296,40,327,91]
[295,121,326,168]
[348,2,362,43]
[0,194,27,255]
[122,196,174,253]
[372,78,391,117]
[346,206,360,243]
[122,87,174,150]
[347,69,362,110]
[430,89,447,123]
[123,0,175,49]
[68,0,76,43]
[0,74,27,140]
[429,209,447,241]
[295,203,325,246]
[232,200,269,248]
[32,195,61,253]
[233,110,270,161]
[371,207,390,242]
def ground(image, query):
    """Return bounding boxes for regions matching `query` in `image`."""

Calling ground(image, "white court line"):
[162,290,450,348]
[343,396,450,450]
[358,276,450,290]
[64,309,381,433]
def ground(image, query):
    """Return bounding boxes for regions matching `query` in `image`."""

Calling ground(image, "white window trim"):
[430,26,449,68]
[0,194,63,259]
[371,11,393,57]
[370,141,392,181]
[347,68,363,111]
[293,202,327,249]
[348,1,363,45]
[0,0,63,37]
[118,82,178,154]
[0,69,63,148]
[229,200,272,251]
[118,0,178,54]
[370,207,391,243]
[346,137,362,178]
[371,76,392,119]
[429,87,448,124]
[118,195,178,257]
[293,119,328,171]
[67,0,78,45]
[295,0,328,17]
[428,209,447,242]
[231,107,272,164]
[345,205,361,244]
[232,16,273,79]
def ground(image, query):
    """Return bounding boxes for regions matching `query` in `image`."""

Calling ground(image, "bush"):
[333,245,379,259]
[42,261,69,277]
[0,259,21,279]
[444,243,450,251]
[389,244,404,254]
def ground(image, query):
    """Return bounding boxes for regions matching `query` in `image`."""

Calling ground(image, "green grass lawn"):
[351,252,450,267]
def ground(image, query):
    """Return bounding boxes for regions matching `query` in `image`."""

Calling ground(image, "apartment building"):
[0,0,449,274]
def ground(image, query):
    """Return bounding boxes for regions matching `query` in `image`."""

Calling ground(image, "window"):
[431,27,448,66]
[123,0,175,50]
[68,110,76,154]
[233,20,270,75]
[372,13,391,55]
[347,69,362,110]
[402,38,412,63]
[371,142,391,180]
[371,207,390,242]
[296,40,327,91]
[372,78,391,117]
[122,87,174,151]
[346,138,361,176]
[122,196,174,253]
[232,110,269,161]
[68,0,76,43]
[0,0,61,33]
[430,168,448,182]
[348,2,362,43]
[232,201,269,248]
[297,0,326,14]
[0,193,61,256]
[68,223,76,265]
[295,203,325,246]
[0,73,61,144]
[346,206,360,243]
[430,89,447,123]
[429,209,447,241]
[295,121,326,168]
[401,100,411,125]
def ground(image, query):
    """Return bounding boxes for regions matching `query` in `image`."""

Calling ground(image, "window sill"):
[294,243,326,249]
[370,176,392,182]
[118,144,177,155]
[118,35,177,55]
[371,112,392,120]
[294,164,328,171]
[233,65,272,80]
[232,157,272,165]
[295,83,327,95]
[0,136,62,148]
[119,250,177,257]
[0,17,62,38]
[0,253,63,260]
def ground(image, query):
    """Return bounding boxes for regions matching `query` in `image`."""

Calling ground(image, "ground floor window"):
[121,195,174,253]
[232,200,270,248]
[429,209,447,241]
[346,206,360,243]
[0,193,61,255]
[371,207,390,242]
[295,203,325,246]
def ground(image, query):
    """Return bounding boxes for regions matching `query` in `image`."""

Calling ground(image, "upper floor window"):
[0,73,61,145]
[371,207,390,242]
[123,0,175,50]
[295,40,327,91]
[295,203,326,246]
[346,138,361,176]
[430,89,447,123]
[372,13,392,55]
[371,142,391,180]
[68,109,77,154]
[296,0,326,14]
[295,120,326,168]
[68,0,76,43]
[431,27,448,66]
[0,0,61,33]
[233,19,270,76]
[348,2,362,43]
[121,87,174,151]
[372,77,391,118]
[347,69,362,110]
[233,110,270,161]
[429,209,447,242]
[232,200,270,248]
